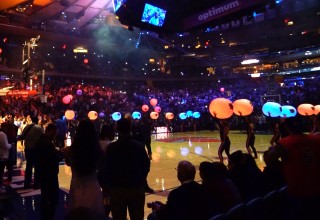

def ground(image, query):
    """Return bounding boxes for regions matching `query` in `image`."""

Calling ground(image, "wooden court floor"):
[57,130,272,219]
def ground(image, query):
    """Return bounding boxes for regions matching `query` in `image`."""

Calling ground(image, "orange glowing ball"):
[233,99,253,116]
[314,105,320,115]
[65,110,75,120]
[88,111,98,120]
[209,98,233,119]
[150,98,158,107]
[62,95,71,104]
[166,150,176,158]
[142,104,149,112]
[154,106,161,113]
[165,112,174,120]
[297,104,315,116]
[150,111,159,120]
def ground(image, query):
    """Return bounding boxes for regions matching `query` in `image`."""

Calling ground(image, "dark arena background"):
[0,0,320,219]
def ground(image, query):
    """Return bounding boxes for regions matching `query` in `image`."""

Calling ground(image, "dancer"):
[218,120,231,163]
[245,118,257,159]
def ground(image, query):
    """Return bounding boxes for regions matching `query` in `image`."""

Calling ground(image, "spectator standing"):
[35,123,63,220]
[21,116,44,189]
[103,118,150,220]
[66,119,105,219]
[1,114,18,183]
[0,129,11,193]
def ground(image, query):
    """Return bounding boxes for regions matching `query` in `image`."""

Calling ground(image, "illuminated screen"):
[114,0,127,11]
[141,3,167,27]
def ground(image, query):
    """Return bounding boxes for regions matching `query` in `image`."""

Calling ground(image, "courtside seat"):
[262,188,286,220]
[226,203,245,220]
[245,197,263,220]
[209,213,227,220]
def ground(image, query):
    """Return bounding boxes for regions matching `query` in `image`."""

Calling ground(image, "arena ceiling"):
[0,0,320,68]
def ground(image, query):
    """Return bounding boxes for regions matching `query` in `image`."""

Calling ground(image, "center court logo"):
[198,1,240,21]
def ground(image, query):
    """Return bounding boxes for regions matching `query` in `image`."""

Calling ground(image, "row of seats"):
[210,186,287,220]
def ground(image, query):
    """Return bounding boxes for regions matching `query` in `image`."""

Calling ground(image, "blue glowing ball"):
[132,111,141,120]
[112,112,122,121]
[280,105,297,118]
[186,110,193,117]
[262,102,282,117]
[192,112,201,119]
[179,112,187,120]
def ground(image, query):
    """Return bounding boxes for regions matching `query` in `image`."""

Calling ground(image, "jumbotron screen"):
[141,3,167,27]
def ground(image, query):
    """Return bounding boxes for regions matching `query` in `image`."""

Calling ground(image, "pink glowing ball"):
[142,104,149,112]
[150,98,158,107]
[220,87,225,92]
[62,96,71,104]
[154,106,161,113]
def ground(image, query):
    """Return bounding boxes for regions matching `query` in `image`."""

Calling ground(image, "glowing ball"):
[181,147,189,156]
[150,112,159,120]
[88,111,98,120]
[65,110,75,120]
[262,102,282,117]
[209,98,233,119]
[150,98,158,107]
[186,110,193,117]
[233,99,253,116]
[132,111,141,120]
[112,112,122,121]
[76,89,82,96]
[83,58,89,64]
[192,112,201,119]
[62,95,71,104]
[220,87,225,92]
[154,106,161,113]
[179,112,187,120]
[195,146,203,155]
[297,104,315,116]
[315,105,320,115]
[99,112,105,118]
[280,105,297,118]
[165,112,174,120]
[166,150,176,158]
[142,104,149,112]
[67,94,73,100]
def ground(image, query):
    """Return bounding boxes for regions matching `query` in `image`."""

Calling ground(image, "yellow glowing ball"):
[88,111,98,120]
[142,104,149,112]
[150,98,158,107]
[209,98,233,119]
[150,111,159,120]
[65,110,75,120]
[165,112,174,120]
[233,99,253,116]
[297,104,315,116]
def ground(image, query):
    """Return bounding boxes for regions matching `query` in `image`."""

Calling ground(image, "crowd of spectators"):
[0,73,319,133]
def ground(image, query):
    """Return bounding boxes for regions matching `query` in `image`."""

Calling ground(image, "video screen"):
[114,0,127,12]
[141,3,167,27]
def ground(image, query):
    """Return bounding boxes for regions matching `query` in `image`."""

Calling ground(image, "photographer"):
[148,160,212,220]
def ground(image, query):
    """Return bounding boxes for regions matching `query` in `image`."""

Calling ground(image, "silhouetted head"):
[177,160,196,183]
